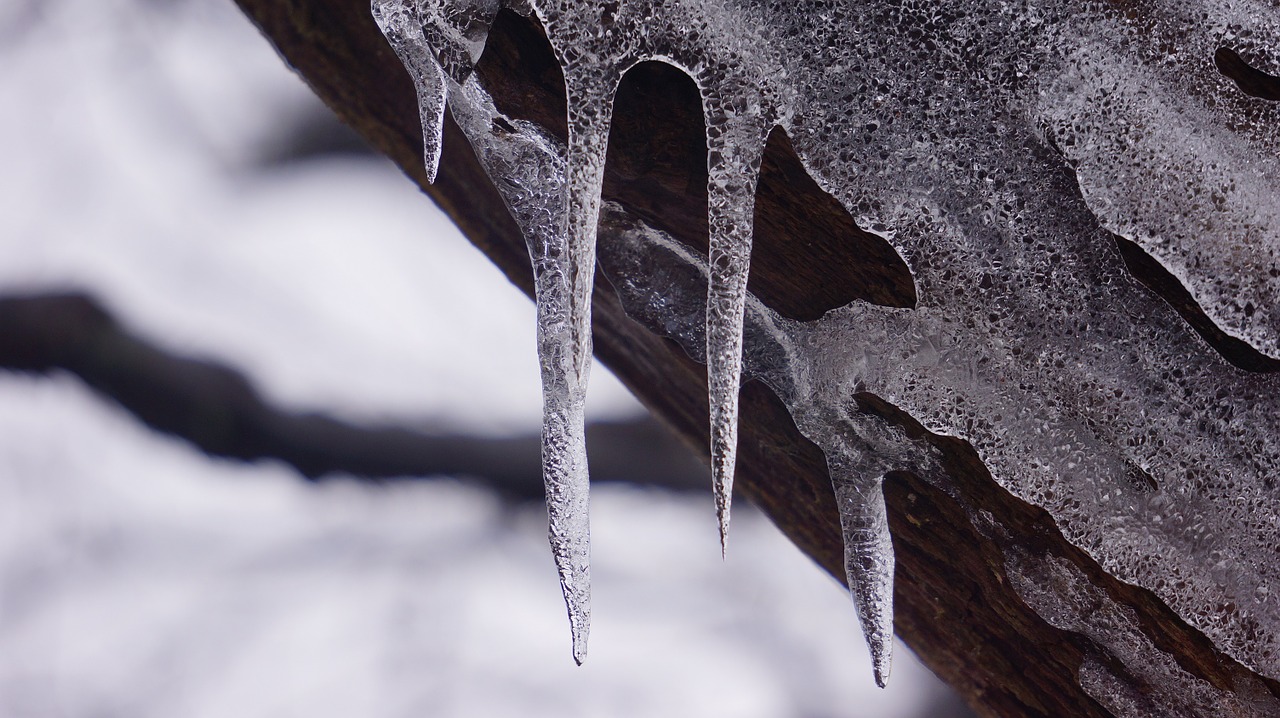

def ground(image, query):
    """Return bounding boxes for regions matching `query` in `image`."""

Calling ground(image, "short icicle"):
[370,0,447,182]
[703,117,768,556]
[538,65,621,665]
[828,454,895,687]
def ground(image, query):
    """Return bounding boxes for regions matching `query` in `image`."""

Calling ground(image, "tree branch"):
[227,2,1280,714]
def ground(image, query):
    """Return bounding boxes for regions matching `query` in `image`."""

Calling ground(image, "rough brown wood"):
[230,2,1280,715]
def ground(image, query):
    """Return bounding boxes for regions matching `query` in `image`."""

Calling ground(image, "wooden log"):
[229,2,1280,714]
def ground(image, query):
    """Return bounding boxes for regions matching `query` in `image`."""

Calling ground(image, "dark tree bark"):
[228,2,1280,715]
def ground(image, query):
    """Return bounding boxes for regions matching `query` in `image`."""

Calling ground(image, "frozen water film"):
[375,0,1280,694]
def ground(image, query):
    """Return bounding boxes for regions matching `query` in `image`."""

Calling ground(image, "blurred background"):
[0,0,975,715]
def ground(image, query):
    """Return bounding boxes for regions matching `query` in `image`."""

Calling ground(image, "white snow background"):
[0,0,967,715]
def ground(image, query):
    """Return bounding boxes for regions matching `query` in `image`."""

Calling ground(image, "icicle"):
[535,65,620,665]
[441,70,595,664]
[703,116,768,555]
[539,362,592,665]
[535,224,595,668]
[371,0,1280,692]
[370,0,447,182]
[829,457,895,688]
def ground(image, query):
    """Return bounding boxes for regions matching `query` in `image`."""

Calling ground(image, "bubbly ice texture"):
[373,0,789,668]
[536,0,789,558]
[599,207,938,687]
[451,68,596,663]
[374,0,1280,693]
[372,0,597,664]
[371,0,448,183]
[1006,550,1280,716]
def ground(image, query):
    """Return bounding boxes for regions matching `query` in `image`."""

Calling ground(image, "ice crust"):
[374,0,1280,691]
[1006,551,1280,716]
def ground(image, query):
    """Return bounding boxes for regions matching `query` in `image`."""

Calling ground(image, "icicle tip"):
[711,438,736,559]
[717,502,731,560]
[872,651,891,688]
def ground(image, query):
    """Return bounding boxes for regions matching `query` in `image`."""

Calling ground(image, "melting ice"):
[373,0,1280,697]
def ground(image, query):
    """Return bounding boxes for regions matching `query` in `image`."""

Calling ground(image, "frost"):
[375,0,1280,693]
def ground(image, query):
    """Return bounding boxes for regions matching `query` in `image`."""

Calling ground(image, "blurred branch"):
[0,291,708,500]
[0,1,43,47]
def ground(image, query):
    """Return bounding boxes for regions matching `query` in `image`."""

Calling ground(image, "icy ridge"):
[374,0,1280,693]
[1006,550,1280,716]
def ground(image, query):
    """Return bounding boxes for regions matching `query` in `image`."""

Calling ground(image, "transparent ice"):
[373,0,1280,697]
[371,0,448,183]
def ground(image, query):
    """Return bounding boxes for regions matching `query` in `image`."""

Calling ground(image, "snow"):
[0,374,944,718]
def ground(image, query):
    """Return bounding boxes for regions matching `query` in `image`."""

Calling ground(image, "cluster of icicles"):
[370,0,1280,700]
[371,0,900,684]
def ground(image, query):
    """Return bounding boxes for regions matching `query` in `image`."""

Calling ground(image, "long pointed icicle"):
[703,118,767,555]
[539,67,619,665]
[538,354,592,666]
[370,0,447,182]
[829,456,895,687]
